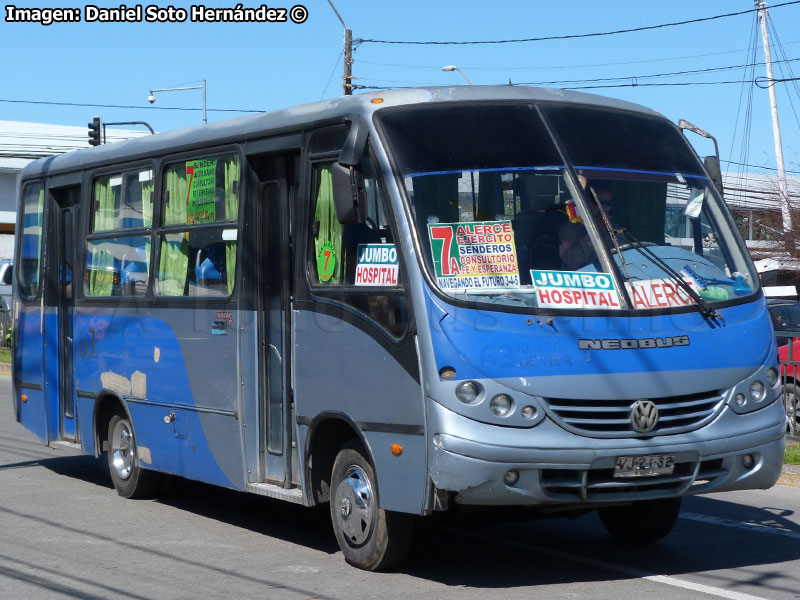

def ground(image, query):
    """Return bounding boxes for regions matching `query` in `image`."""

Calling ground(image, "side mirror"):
[331,162,367,225]
[703,155,724,195]
[331,116,369,225]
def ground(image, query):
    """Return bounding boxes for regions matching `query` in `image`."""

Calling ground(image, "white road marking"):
[445,528,770,600]
[681,511,800,541]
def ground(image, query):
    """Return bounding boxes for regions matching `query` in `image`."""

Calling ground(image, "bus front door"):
[253,153,298,487]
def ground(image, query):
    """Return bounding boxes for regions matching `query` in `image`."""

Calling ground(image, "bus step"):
[48,440,82,455]
[246,482,307,505]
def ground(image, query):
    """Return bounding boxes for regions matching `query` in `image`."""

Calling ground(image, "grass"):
[786,442,800,466]
[0,348,9,364]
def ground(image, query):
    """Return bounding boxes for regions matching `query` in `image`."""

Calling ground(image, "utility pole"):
[328,0,353,95]
[758,0,792,231]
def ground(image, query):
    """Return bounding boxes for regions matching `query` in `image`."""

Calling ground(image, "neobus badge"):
[531,270,620,310]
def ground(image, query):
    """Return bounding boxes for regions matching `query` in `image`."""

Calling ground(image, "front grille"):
[540,459,727,502]
[542,390,725,437]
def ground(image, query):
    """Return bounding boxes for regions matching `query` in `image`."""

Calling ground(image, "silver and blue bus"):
[12,86,785,570]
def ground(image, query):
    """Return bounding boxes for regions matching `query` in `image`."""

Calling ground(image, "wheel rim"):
[787,392,799,436]
[333,465,375,547]
[111,420,135,480]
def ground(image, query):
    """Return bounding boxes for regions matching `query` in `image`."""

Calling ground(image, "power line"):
[357,1,800,45]
[723,159,800,174]
[0,98,262,113]
[513,56,800,87]
[356,40,800,72]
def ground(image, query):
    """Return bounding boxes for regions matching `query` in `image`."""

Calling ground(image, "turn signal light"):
[390,444,403,456]
[21,394,28,403]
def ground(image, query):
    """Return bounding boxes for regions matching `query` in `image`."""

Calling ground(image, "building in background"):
[0,120,150,259]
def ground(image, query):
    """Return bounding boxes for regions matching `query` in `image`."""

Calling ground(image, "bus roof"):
[20,85,660,180]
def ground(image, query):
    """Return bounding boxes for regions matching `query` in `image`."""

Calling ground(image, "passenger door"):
[49,186,80,440]
[250,152,299,487]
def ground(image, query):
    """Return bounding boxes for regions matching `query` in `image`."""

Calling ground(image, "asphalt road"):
[1,376,799,600]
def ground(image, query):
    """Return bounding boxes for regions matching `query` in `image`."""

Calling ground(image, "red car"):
[770,299,800,435]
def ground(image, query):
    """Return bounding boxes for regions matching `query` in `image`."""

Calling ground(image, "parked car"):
[0,260,11,342]
[769,299,800,435]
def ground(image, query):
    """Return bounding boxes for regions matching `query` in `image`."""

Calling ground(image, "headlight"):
[490,394,513,416]
[455,381,480,404]
[521,405,537,420]
[766,367,779,387]
[749,380,766,403]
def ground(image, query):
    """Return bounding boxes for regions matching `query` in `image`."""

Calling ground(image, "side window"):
[19,183,44,298]
[307,151,407,336]
[86,168,154,297]
[309,162,398,287]
[156,153,240,297]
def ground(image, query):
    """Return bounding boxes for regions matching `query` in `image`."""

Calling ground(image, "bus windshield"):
[378,103,758,311]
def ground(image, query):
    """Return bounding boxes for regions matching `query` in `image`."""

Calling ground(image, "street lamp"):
[148,79,207,124]
[442,65,473,85]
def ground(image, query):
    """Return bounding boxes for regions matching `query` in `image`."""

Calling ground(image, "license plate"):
[613,454,675,478]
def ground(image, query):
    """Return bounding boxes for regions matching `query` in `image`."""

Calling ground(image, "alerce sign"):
[427,221,520,291]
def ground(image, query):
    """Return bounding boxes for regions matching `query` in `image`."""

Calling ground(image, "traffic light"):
[88,116,102,146]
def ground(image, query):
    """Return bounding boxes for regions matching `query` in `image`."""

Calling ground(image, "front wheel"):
[107,414,161,499]
[598,497,681,543]
[329,442,414,571]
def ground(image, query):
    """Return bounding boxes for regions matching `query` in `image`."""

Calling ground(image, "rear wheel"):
[107,414,161,499]
[329,442,413,571]
[598,497,681,543]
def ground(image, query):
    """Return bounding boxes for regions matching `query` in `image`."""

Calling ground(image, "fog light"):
[490,394,513,416]
[439,366,456,380]
[504,469,519,486]
[521,405,537,420]
[766,367,779,387]
[455,381,480,404]
[749,380,766,402]
[735,393,746,406]
[742,454,755,469]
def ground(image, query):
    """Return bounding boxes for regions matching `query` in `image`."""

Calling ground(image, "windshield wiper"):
[587,186,631,280]
[614,228,723,324]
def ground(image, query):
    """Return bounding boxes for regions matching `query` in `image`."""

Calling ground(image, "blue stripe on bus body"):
[427,288,772,382]
[21,310,240,491]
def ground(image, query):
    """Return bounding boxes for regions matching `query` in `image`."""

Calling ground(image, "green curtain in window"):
[164,168,189,226]
[314,166,343,284]
[224,157,240,293]
[94,180,117,231]
[141,181,154,228]
[88,244,114,296]
[158,235,190,296]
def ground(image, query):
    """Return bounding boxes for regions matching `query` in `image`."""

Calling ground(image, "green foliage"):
[786,443,800,466]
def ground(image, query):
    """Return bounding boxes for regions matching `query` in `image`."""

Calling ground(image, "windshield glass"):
[378,103,758,311]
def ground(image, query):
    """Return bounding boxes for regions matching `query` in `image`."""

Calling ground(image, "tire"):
[329,441,414,571]
[784,382,799,436]
[107,414,161,499]
[598,497,681,543]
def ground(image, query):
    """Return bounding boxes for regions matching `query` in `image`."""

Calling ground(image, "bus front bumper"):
[427,397,786,506]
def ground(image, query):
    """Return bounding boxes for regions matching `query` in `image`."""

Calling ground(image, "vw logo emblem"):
[630,400,659,433]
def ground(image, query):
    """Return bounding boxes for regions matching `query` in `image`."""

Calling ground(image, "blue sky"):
[3,0,800,175]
